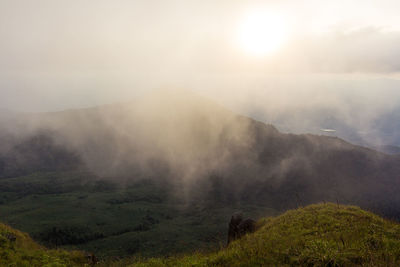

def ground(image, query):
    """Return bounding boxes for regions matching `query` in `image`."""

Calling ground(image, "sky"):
[1,0,400,112]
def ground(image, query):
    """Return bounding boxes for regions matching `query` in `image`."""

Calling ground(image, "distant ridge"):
[1,89,400,218]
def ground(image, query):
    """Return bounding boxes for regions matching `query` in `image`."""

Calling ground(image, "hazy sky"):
[1,0,400,112]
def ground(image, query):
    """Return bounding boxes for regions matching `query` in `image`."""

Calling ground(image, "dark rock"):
[227,212,256,244]
[228,212,243,244]
[5,233,16,242]
[86,253,98,265]
[238,218,256,235]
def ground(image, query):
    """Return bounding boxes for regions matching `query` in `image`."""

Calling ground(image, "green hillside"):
[126,203,400,266]
[2,203,400,266]
[0,222,87,266]
[0,171,274,258]
[2,96,400,258]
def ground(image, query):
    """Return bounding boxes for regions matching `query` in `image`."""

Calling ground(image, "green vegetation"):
[2,172,400,266]
[119,203,400,266]
[2,203,400,266]
[0,222,86,267]
[2,98,400,261]
[0,171,275,258]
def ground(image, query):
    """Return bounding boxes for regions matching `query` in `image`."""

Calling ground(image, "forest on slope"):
[0,91,399,257]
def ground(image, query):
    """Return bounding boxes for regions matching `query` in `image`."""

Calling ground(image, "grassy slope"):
[0,171,275,258]
[2,203,400,266]
[125,203,400,266]
[0,222,87,267]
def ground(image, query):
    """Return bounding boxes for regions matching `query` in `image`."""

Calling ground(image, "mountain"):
[374,144,400,155]
[252,105,400,155]
[0,89,400,257]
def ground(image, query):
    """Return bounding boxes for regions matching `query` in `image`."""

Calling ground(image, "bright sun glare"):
[238,10,288,56]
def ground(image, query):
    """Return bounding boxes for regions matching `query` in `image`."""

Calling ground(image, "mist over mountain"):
[252,104,400,155]
[2,0,400,263]
[1,90,399,219]
[210,79,400,155]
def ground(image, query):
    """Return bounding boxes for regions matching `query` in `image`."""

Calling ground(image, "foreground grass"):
[121,203,400,266]
[2,203,400,266]
[0,222,87,267]
[0,172,275,258]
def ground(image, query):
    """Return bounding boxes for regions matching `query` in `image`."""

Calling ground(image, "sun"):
[237,10,288,56]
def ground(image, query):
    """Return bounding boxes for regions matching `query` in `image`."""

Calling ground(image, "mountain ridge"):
[0,90,400,257]
[0,90,399,217]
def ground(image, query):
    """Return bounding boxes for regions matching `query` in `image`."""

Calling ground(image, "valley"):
[0,92,399,258]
